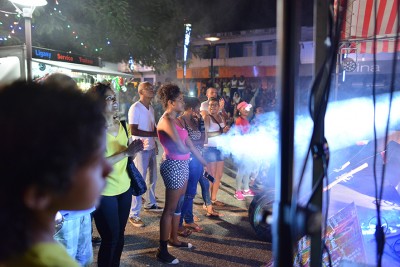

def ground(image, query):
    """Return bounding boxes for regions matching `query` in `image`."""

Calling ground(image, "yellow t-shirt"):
[103,123,131,196]
[4,242,79,267]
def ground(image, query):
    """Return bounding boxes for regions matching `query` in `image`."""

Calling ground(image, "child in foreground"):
[0,81,112,266]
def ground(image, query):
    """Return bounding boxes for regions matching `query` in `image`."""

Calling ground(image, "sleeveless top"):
[231,79,238,88]
[206,115,225,147]
[158,119,190,160]
[182,118,203,153]
[238,80,246,90]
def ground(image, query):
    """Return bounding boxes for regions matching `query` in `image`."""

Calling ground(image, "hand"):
[203,166,208,173]
[219,98,225,111]
[222,125,230,133]
[141,138,149,150]
[126,139,144,156]
[192,111,201,120]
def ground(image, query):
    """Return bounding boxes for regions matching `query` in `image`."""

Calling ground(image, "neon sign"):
[32,47,100,66]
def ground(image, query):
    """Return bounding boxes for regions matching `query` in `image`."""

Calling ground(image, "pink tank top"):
[158,122,190,160]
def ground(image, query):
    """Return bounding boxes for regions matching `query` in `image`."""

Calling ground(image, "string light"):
[0,3,111,52]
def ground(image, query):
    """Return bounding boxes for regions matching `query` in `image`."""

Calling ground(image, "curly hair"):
[184,96,200,111]
[0,81,105,261]
[157,83,181,109]
[86,82,112,106]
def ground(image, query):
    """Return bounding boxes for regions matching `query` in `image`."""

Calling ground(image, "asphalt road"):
[91,152,273,266]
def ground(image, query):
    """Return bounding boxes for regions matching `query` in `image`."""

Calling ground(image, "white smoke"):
[213,92,400,178]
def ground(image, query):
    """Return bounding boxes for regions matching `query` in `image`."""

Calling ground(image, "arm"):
[129,124,157,137]
[128,104,157,137]
[221,114,230,133]
[219,98,229,121]
[185,138,207,167]
[180,116,205,147]
[107,139,144,165]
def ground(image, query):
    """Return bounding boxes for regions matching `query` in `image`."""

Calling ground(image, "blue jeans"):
[93,188,132,267]
[54,213,93,266]
[199,173,212,206]
[180,156,203,225]
[131,149,158,217]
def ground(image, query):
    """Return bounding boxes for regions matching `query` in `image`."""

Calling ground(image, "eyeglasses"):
[105,95,116,101]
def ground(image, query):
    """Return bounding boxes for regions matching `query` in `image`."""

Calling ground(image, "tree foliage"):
[0,0,271,71]
[0,0,202,72]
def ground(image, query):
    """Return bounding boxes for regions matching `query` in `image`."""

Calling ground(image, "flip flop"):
[168,241,193,249]
[183,222,204,232]
[177,228,192,237]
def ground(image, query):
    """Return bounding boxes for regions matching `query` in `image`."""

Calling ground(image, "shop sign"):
[32,47,100,66]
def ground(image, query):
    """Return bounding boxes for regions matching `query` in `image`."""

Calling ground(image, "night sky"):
[185,0,313,33]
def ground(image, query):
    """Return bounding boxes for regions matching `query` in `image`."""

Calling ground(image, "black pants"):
[230,88,238,99]
[93,188,132,267]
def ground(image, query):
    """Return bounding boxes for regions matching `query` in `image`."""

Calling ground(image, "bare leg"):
[160,188,182,242]
[169,214,181,244]
[211,160,224,201]
[169,181,187,244]
[207,162,218,201]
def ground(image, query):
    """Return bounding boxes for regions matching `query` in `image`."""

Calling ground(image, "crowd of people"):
[0,73,274,266]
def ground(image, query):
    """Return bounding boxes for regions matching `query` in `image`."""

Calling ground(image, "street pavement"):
[91,151,273,266]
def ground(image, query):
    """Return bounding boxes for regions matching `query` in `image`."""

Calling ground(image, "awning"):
[33,58,134,78]
[340,0,399,53]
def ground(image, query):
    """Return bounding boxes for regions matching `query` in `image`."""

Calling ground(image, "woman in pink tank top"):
[156,84,207,264]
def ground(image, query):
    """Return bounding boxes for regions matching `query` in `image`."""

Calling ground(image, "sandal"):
[212,200,226,207]
[177,228,192,237]
[183,222,203,232]
[206,209,223,217]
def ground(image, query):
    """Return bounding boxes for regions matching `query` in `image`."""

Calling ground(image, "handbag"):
[121,121,147,196]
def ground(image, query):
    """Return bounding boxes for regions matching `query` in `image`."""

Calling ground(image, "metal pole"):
[309,0,329,266]
[24,10,32,81]
[273,0,301,266]
[210,44,214,86]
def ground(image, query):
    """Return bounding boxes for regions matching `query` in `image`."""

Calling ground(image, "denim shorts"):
[203,146,224,162]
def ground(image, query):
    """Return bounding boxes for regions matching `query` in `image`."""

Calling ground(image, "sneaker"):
[129,216,145,227]
[243,189,255,197]
[144,204,164,212]
[234,191,245,201]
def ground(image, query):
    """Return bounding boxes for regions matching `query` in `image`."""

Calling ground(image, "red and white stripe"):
[351,0,398,38]
[356,39,400,52]
[344,0,399,53]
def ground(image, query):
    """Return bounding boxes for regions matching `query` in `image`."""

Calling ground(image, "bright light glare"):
[9,0,47,6]
[205,37,220,42]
